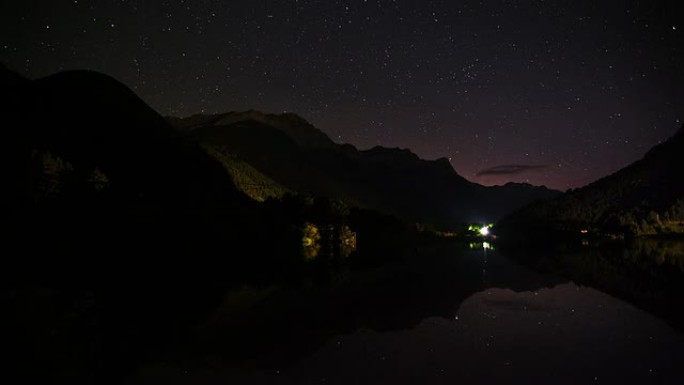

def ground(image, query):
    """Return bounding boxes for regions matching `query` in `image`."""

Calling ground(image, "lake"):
[125,240,684,384]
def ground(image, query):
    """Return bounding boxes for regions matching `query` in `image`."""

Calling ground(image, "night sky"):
[2,0,683,190]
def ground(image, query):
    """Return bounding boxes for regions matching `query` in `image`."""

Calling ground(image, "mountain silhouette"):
[1,68,265,275]
[0,66,558,382]
[0,67,302,383]
[169,111,559,227]
[497,126,684,242]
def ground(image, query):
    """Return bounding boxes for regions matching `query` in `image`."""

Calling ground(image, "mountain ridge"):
[497,124,684,242]
[168,109,560,226]
[168,110,336,149]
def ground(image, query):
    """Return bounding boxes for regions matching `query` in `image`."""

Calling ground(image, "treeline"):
[497,125,684,244]
[0,67,422,383]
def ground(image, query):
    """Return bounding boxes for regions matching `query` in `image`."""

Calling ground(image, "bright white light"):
[479,226,490,236]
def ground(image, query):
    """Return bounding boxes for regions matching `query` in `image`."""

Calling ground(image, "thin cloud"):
[476,164,547,177]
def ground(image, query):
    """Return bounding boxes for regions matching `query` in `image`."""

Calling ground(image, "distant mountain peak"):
[168,106,558,225]
[364,145,420,159]
[170,110,335,150]
[361,147,459,176]
[434,156,453,169]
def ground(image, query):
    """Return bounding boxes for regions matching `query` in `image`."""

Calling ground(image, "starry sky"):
[2,0,683,190]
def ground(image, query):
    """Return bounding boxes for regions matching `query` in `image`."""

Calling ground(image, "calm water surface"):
[127,242,684,384]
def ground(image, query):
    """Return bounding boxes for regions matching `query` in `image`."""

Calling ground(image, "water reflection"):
[302,223,357,260]
[628,239,684,270]
[126,241,684,384]
[514,239,684,331]
[288,284,684,385]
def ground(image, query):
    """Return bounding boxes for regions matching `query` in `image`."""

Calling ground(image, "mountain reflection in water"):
[126,241,684,385]
[288,284,684,385]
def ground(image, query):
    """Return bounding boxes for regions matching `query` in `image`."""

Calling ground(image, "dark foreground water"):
[125,241,684,384]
